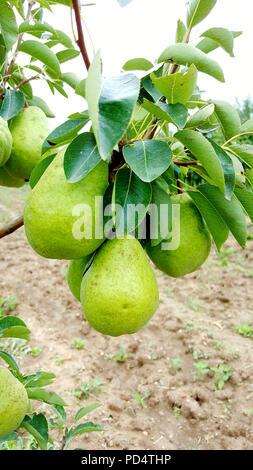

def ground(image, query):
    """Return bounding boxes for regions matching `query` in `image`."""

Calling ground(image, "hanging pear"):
[0,117,12,167]
[0,165,25,188]
[67,255,93,301]
[6,106,50,180]
[24,148,108,259]
[146,193,211,277]
[80,235,159,336]
[0,366,29,439]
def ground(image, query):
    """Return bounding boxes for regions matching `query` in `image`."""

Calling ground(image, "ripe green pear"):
[6,106,50,180]
[67,255,92,301]
[24,149,108,259]
[80,236,159,336]
[0,165,25,188]
[146,193,211,277]
[0,117,12,167]
[0,366,28,439]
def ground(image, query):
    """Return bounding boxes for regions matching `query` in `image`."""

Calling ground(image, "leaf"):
[0,89,24,121]
[187,190,229,250]
[0,351,20,374]
[150,179,172,247]
[48,80,67,98]
[201,28,234,57]
[142,100,188,128]
[175,130,225,194]
[75,403,102,422]
[240,118,253,134]
[23,371,55,388]
[18,21,55,36]
[21,414,48,450]
[19,40,61,78]
[48,29,73,48]
[113,167,152,234]
[185,103,215,129]
[62,72,80,90]
[197,31,242,54]
[86,50,102,147]
[42,116,89,153]
[123,140,172,182]
[64,422,104,449]
[123,58,153,71]
[175,19,186,43]
[198,184,247,248]
[151,64,198,104]
[207,138,235,200]
[75,78,86,98]
[187,0,217,28]
[228,144,253,168]
[212,100,241,140]
[245,169,253,187]
[0,316,30,341]
[56,48,80,63]
[64,132,101,183]
[30,153,57,189]
[27,96,55,118]
[234,188,253,222]
[0,1,18,51]
[158,43,225,82]
[27,387,67,406]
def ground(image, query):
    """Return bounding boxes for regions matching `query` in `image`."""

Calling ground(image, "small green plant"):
[56,356,64,366]
[130,388,151,409]
[0,434,38,450]
[192,350,209,360]
[216,248,234,267]
[174,406,181,419]
[169,356,182,373]
[31,347,42,357]
[235,322,253,338]
[0,296,18,318]
[107,345,131,362]
[192,362,210,381]
[189,300,203,313]
[210,365,232,390]
[185,321,194,334]
[73,337,85,350]
[71,378,104,400]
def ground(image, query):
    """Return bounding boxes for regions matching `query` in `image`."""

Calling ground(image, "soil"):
[0,185,253,450]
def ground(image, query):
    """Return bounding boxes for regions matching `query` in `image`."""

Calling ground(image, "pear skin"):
[0,366,28,439]
[0,165,25,188]
[146,193,211,277]
[0,117,12,167]
[6,106,50,180]
[80,236,159,336]
[67,255,93,301]
[24,149,108,259]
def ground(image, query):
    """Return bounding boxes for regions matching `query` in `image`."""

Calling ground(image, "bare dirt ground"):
[0,185,253,450]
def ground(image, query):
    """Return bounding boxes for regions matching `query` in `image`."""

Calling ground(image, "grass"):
[235,322,253,338]
[70,378,104,400]
[169,356,182,374]
[130,388,151,409]
[106,345,131,362]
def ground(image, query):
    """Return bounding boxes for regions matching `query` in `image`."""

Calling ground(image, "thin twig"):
[174,160,198,167]
[72,0,91,71]
[14,75,40,90]
[0,216,24,239]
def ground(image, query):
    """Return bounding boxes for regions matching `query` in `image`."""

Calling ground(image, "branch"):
[0,216,24,239]
[72,0,91,71]
[14,75,40,90]
[174,160,198,166]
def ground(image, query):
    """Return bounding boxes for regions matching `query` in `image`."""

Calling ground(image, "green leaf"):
[56,48,80,64]
[0,351,20,374]
[123,58,153,71]
[150,179,172,247]
[64,422,104,449]
[201,28,234,57]
[23,371,55,388]
[245,169,253,187]
[0,1,18,51]
[47,80,67,98]
[240,118,253,134]
[48,29,73,48]
[175,19,186,43]
[27,387,67,406]
[113,167,152,234]
[207,138,235,200]
[75,403,102,422]
[27,96,55,118]
[62,72,80,90]
[198,183,247,248]
[187,0,217,28]
[158,43,225,82]
[228,144,253,168]
[21,414,48,450]
[75,78,86,98]
[184,103,215,129]
[19,40,61,78]
[212,100,241,140]
[0,89,24,121]
[30,153,57,189]
[18,20,55,36]
[197,31,242,54]
[64,132,101,183]
[142,100,188,128]
[0,316,30,341]
[123,140,172,182]
[187,190,229,250]
[234,188,253,222]
[175,130,225,194]
[151,64,198,104]
[42,116,89,153]
[86,50,102,147]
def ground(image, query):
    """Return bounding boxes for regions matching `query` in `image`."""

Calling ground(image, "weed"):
[73,337,85,350]
[130,388,151,409]
[235,322,253,338]
[71,378,104,400]
[185,321,194,334]
[31,346,42,357]
[189,300,203,313]
[192,350,209,361]
[174,406,181,419]
[56,356,64,366]
[192,362,209,381]
[210,365,232,390]
[0,338,31,361]
[169,356,182,374]
[107,345,131,363]
[0,296,18,318]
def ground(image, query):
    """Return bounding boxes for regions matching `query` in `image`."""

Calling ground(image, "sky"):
[28,0,253,128]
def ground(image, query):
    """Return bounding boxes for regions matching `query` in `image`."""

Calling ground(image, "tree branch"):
[72,0,91,71]
[14,75,40,91]
[174,160,198,166]
[0,216,24,239]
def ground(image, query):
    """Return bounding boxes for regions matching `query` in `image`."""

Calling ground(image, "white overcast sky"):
[29,0,253,128]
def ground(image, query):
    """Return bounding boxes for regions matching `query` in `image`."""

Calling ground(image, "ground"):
[0,185,253,450]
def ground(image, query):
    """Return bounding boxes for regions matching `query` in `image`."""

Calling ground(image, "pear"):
[24,149,108,259]
[0,117,12,167]
[67,255,92,301]
[80,236,159,336]
[146,193,211,277]
[5,106,50,180]
[0,165,25,188]
[0,366,28,439]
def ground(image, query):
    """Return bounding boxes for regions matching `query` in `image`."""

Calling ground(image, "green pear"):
[0,165,25,188]
[146,193,211,277]
[0,366,28,439]
[5,106,50,180]
[0,117,12,167]
[24,149,108,259]
[80,236,159,336]
[67,255,92,301]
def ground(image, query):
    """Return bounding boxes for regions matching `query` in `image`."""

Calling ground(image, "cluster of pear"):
[0,366,29,439]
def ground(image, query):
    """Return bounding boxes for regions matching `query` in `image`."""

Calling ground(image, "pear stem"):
[0,216,24,239]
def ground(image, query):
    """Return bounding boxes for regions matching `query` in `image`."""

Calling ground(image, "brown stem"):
[0,216,24,239]
[72,0,91,71]
[174,160,198,167]
[14,75,39,90]
[177,179,183,194]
